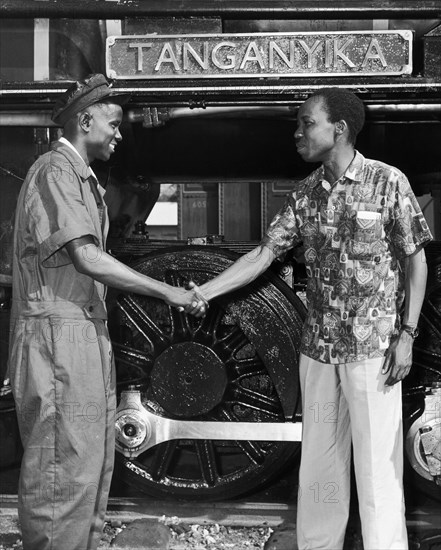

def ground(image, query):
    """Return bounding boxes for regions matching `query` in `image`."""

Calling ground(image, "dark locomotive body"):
[0,0,440,503]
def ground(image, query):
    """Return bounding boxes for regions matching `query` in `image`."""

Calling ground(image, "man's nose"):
[116,128,122,141]
[294,127,303,139]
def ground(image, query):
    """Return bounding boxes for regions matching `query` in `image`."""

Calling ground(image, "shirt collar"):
[312,150,365,188]
[54,137,99,182]
[345,150,364,183]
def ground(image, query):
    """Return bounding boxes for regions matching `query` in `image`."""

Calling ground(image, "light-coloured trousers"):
[297,353,408,550]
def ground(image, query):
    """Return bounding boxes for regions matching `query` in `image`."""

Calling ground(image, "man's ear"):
[335,120,347,134]
[79,111,92,132]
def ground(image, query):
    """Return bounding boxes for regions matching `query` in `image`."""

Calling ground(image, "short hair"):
[309,88,365,145]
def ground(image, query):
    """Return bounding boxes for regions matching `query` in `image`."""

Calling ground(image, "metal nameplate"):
[106,31,413,80]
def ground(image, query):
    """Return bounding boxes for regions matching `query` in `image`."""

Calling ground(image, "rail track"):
[0,493,440,549]
[1,464,440,549]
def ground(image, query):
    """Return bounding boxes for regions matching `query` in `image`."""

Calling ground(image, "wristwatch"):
[400,324,419,339]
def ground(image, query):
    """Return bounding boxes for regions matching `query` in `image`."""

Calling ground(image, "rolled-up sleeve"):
[26,157,100,267]
[260,194,301,259]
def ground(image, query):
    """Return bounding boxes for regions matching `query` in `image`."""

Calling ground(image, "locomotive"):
[0,0,440,503]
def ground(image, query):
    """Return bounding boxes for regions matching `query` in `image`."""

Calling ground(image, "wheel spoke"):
[420,298,441,340]
[117,294,170,351]
[217,326,250,355]
[229,356,267,380]
[234,440,267,465]
[412,347,441,377]
[226,385,281,417]
[113,342,154,371]
[197,305,225,341]
[195,440,219,486]
[214,407,269,464]
[148,440,179,481]
[169,307,194,339]
[164,269,194,339]
[113,343,153,387]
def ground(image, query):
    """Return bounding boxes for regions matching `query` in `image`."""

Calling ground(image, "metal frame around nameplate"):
[106,30,413,80]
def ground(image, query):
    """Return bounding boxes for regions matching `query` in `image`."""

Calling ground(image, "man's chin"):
[298,151,319,163]
[297,149,311,162]
[97,152,112,162]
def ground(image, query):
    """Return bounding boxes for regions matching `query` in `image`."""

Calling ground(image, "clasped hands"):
[175,281,209,318]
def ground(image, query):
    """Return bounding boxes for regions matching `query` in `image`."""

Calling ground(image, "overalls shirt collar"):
[52,137,99,183]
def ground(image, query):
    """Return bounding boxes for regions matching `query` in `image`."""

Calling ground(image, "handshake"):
[172,281,209,318]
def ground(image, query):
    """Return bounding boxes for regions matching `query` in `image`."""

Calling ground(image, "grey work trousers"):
[9,317,116,550]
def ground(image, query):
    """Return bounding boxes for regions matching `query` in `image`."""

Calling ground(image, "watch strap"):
[400,324,419,339]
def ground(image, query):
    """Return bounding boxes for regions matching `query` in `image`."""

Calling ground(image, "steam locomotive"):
[0,0,440,503]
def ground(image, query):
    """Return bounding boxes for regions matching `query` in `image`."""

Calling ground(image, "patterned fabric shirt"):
[261,151,433,364]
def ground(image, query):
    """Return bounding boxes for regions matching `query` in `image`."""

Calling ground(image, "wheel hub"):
[151,342,228,417]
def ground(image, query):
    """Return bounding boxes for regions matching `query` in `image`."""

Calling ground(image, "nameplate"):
[106,31,413,79]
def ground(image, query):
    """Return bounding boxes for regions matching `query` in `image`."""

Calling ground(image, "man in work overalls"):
[8,74,206,550]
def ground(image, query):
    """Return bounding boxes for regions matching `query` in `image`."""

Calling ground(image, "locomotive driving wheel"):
[108,246,306,500]
[403,243,441,502]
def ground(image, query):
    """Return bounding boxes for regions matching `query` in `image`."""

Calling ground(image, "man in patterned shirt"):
[189,88,432,549]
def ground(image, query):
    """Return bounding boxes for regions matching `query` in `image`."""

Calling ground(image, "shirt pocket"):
[354,211,382,238]
[349,211,384,260]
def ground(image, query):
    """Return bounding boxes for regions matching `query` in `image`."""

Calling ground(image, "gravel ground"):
[98,517,273,549]
[0,517,273,550]
[160,516,273,549]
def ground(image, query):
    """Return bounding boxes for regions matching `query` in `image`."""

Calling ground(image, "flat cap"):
[52,73,130,126]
